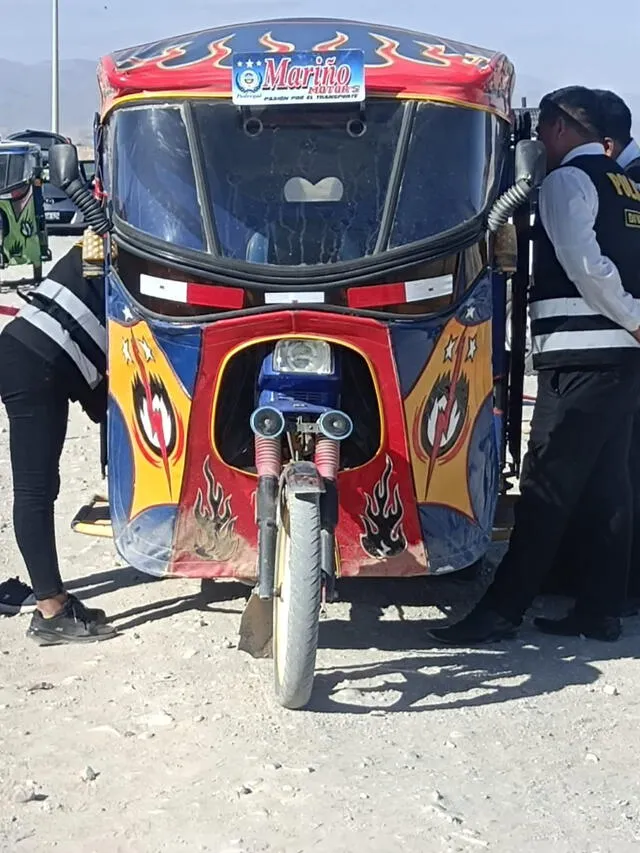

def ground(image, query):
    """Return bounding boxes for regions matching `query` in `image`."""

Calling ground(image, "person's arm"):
[538,166,640,338]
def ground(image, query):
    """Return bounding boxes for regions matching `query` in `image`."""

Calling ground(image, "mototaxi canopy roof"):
[98,17,515,119]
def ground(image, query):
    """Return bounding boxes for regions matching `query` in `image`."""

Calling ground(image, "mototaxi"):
[0,141,51,282]
[49,18,545,709]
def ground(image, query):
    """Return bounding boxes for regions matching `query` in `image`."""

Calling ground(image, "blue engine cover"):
[257,351,341,416]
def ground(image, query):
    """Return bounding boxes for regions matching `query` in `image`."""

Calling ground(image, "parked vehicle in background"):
[0,141,51,281]
[5,130,71,165]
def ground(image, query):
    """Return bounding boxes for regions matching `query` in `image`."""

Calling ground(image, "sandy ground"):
[0,239,639,853]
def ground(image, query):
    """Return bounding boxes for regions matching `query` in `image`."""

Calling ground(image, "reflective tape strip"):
[347,275,453,309]
[19,304,101,387]
[529,297,600,320]
[140,275,244,309]
[186,282,244,309]
[264,292,325,304]
[404,275,453,302]
[533,328,640,353]
[36,278,106,352]
[140,275,187,303]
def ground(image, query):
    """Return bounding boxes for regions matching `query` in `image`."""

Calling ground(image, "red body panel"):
[169,310,427,580]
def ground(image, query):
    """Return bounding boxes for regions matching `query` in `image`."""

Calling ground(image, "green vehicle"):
[0,141,51,282]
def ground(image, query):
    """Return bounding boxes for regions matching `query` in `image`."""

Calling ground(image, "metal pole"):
[51,0,59,133]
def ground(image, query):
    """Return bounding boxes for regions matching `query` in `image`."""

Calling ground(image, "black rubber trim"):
[113,214,486,290]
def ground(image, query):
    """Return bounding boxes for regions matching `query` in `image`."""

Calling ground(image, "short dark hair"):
[538,86,606,141]
[593,89,632,146]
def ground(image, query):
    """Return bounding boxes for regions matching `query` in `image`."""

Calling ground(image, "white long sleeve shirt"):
[618,138,640,172]
[537,142,640,333]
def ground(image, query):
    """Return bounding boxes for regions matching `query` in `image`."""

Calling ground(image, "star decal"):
[444,335,458,362]
[139,337,154,363]
[464,305,477,320]
[466,336,478,362]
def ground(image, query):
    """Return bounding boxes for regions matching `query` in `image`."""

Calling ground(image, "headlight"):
[273,339,333,375]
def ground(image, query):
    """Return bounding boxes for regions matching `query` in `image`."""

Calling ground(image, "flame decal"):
[370,34,492,70]
[259,32,295,53]
[360,456,408,560]
[193,457,239,562]
[208,36,235,68]
[313,31,350,51]
[118,44,190,72]
[369,34,403,67]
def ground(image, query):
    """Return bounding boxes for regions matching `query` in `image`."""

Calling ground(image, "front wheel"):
[273,491,322,710]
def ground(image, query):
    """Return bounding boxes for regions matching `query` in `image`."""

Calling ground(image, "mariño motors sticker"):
[231,49,366,105]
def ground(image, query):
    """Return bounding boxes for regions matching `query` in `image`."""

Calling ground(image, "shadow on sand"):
[60,563,639,714]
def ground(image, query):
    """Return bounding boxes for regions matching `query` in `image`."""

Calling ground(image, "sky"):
[4,0,640,122]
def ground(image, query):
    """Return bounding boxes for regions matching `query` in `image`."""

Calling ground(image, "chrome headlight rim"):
[272,338,334,375]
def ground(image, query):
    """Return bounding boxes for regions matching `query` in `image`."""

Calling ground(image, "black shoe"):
[67,594,107,625]
[534,611,621,642]
[0,577,36,615]
[27,596,116,646]
[429,607,519,646]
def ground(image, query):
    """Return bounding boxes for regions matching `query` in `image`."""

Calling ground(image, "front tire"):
[273,491,322,710]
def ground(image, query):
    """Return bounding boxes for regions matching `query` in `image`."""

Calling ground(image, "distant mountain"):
[0,59,98,142]
[0,60,637,143]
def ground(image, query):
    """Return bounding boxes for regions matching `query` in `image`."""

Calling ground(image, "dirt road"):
[1,239,639,853]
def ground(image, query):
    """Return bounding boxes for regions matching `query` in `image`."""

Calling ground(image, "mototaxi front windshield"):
[111,99,504,267]
[0,150,36,195]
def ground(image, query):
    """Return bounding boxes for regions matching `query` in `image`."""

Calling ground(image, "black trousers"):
[550,411,640,600]
[0,332,69,600]
[486,364,640,623]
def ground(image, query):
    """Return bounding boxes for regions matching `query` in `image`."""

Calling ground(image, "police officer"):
[549,91,640,610]
[431,86,640,645]
[598,90,640,182]
[0,240,115,644]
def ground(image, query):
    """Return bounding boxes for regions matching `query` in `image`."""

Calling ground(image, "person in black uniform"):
[0,241,115,644]
[430,86,640,645]
[548,91,640,611]
[598,91,640,181]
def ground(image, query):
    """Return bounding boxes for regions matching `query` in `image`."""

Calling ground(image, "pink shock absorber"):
[254,436,281,478]
[315,438,340,480]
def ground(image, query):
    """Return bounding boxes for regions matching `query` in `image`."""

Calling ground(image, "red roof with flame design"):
[98,18,514,118]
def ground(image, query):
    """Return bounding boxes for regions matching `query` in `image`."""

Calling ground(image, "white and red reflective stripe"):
[139,274,244,309]
[347,275,453,309]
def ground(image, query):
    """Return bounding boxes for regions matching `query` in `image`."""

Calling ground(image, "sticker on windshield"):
[231,49,365,106]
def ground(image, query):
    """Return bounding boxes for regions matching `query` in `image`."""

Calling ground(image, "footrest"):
[71,495,112,538]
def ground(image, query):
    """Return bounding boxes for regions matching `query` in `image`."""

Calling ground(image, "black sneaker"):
[27,596,116,646]
[534,611,621,642]
[0,577,36,615]
[67,594,107,625]
[429,606,519,646]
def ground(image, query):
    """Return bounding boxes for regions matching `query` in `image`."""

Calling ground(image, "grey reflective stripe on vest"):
[18,303,101,388]
[530,297,600,320]
[533,328,640,355]
[530,296,640,356]
[36,278,106,353]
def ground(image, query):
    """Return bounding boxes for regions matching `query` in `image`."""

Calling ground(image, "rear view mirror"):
[48,142,112,236]
[487,140,547,232]
[48,143,81,190]
[514,140,547,190]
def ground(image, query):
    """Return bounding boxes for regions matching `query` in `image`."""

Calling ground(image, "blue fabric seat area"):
[245,221,363,265]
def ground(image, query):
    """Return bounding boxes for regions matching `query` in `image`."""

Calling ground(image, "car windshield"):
[111,99,504,267]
